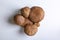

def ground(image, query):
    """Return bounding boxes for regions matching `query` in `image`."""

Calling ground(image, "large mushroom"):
[29,6,44,23]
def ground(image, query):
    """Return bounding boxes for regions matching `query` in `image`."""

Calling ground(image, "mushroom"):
[13,6,45,36]
[29,6,44,23]
[24,24,38,36]
[21,7,30,18]
[14,14,25,26]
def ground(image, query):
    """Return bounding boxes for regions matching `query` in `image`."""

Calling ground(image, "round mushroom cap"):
[29,6,44,23]
[21,7,30,18]
[24,24,38,36]
[14,14,25,26]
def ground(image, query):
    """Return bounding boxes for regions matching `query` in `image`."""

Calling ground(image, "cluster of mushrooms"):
[14,6,44,36]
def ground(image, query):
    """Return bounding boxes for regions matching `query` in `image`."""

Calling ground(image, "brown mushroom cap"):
[14,14,25,26]
[21,7,30,18]
[29,6,44,23]
[24,24,38,36]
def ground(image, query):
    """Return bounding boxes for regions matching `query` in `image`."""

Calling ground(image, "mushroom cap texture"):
[14,14,25,26]
[24,24,38,36]
[21,7,30,18]
[29,6,44,23]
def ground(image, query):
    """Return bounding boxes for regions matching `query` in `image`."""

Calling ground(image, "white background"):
[0,0,60,40]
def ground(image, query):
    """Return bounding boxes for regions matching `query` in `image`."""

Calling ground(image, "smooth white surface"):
[0,0,60,40]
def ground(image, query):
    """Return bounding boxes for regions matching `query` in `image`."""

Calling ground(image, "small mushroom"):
[21,7,30,18]
[14,14,25,26]
[24,24,38,36]
[29,6,44,23]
